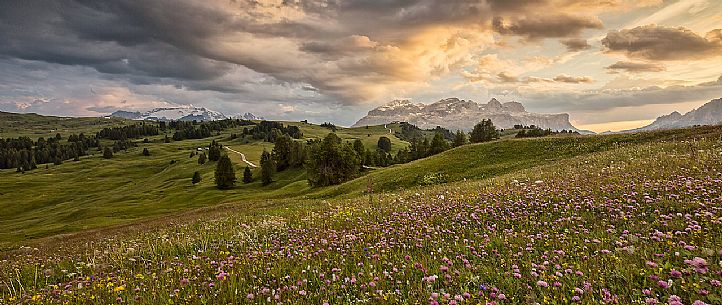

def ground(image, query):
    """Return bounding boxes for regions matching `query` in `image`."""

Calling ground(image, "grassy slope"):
[0,111,132,139]
[0,116,408,243]
[1,111,720,245]
[2,127,721,304]
[312,125,722,198]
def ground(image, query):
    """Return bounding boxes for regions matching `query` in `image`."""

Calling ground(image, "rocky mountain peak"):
[502,101,525,112]
[353,97,579,132]
[622,98,722,133]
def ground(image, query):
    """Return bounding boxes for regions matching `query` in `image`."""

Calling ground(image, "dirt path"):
[224,147,257,168]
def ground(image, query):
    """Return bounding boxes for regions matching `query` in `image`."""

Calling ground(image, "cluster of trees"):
[243,121,302,142]
[320,122,338,132]
[394,122,425,141]
[470,119,500,143]
[392,132,449,164]
[515,127,579,138]
[306,133,361,187]
[211,119,500,189]
[172,125,214,141]
[255,134,309,185]
[0,134,100,171]
[97,124,159,140]
[111,139,136,152]
[170,119,253,141]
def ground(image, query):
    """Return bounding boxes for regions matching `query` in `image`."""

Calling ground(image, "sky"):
[0,0,721,133]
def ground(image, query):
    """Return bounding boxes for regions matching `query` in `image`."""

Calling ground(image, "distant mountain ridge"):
[110,104,263,122]
[623,98,722,132]
[353,98,582,132]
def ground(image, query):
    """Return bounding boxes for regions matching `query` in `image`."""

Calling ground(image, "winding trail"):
[224,147,257,168]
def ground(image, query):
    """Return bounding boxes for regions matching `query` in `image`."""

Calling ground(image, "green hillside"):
[0,114,409,243]
[1,111,721,246]
[314,125,722,198]
[2,123,721,304]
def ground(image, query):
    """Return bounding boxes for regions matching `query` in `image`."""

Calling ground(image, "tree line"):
[515,126,579,138]
[242,121,303,142]
[171,119,254,141]
[0,133,100,171]
[96,123,159,140]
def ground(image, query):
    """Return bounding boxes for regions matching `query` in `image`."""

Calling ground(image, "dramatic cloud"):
[0,0,719,131]
[602,25,722,60]
[493,15,603,40]
[560,38,592,52]
[606,61,666,73]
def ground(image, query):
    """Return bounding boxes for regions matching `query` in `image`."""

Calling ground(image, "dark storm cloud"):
[493,14,603,40]
[0,1,232,78]
[602,25,722,60]
[606,61,666,73]
[560,38,591,52]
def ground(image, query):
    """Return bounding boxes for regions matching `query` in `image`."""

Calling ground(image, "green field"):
[1,119,721,304]
[2,112,721,247]
[0,114,413,244]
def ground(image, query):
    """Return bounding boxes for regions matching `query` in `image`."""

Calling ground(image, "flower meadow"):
[2,139,722,304]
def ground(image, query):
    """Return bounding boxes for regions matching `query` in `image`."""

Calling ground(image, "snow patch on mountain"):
[110,104,262,122]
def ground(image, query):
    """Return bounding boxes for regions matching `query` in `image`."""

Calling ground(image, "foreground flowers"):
[2,140,722,304]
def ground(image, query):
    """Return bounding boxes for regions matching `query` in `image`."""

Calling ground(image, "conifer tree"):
[198,153,207,165]
[260,150,274,185]
[208,143,221,161]
[428,132,450,156]
[470,119,499,143]
[103,147,113,159]
[243,166,253,183]
[272,135,292,172]
[192,171,202,184]
[453,130,467,147]
[377,136,392,152]
[214,155,236,189]
[143,148,150,156]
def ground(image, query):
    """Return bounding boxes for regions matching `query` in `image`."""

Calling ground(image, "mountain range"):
[110,104,263,122]
[622,98,722,133]
[353,98,582,132]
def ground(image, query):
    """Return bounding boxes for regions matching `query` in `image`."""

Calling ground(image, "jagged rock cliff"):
[353,98,579,131]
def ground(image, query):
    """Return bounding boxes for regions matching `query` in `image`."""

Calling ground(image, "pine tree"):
[192,171,202,184]
[260,150,274,185]
[189,151,195,158]
[453,130,467,147]
[198,153,207,165]
[103,147,113,159]
[142,148,150,156]
[470,119,499,143]
[306,133,361,187]
[377,136,392,152]
[214,155,236,189]
[208,143,221,161]
[243,166,253,183]
[428,132,450,155]
[353,139,365,157]
[272,135,292,172]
